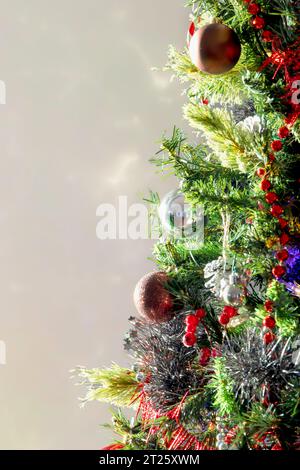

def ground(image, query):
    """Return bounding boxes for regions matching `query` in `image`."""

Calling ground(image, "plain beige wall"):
[0,0,191,449]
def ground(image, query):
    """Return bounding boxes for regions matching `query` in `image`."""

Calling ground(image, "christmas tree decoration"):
[264,300,274,313]
[133,271,173,323]
[263,316,276,329]
[271,140,283,152]
[159,188,204,243]
[260,179,271,191]
[189,23,241,75]
[77,0,300,451]
[222,274,244,307]
[251,16,266,30]
[270,204,284,218]
[265,192,279,204]
[272,265,286,279]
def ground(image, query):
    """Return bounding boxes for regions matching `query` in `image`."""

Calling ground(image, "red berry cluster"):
[183,308,206,347]
[219,305,238,326]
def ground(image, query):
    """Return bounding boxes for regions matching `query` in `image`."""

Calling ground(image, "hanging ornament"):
[133,272,174,323]
[204,257,232,297]
[189,23,241,75]
[222,273,245,306]
[159,189,204,247]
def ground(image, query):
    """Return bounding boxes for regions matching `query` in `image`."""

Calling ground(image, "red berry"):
[202,99,209,105]
[278,218,288,229]
[251,16,266,29]
[183,332,197,347]
[276,249,289,262]
[256,168,266,178]
[260,179,271,191]
[270,204,284,218]
[280,232,290,246]
[223,306,238,318]
[248,3,260,15]
[265,192,279,204]
[264,300,273,313]
[195,308,206,320]
[272,265,286,279]
[264,332,276,345]
[269,153,276,162]
[263,316,276,329]
[185,315,199,331]
[262,30,273,42]
[199,347,211,366]
[278,126,289,139]
[271,140,283,152]
[219,312,230,326]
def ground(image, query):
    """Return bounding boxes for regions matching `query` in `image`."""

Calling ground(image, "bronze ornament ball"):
[189,23,241,75]
[133,272,174,323]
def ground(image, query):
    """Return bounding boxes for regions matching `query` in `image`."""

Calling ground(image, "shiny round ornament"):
[159,189,204,245]
[133,272,173,323]
[222,274,244,306]
[189,23,241,75]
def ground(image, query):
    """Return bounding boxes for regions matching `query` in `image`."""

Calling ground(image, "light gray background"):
[0,0,190,449]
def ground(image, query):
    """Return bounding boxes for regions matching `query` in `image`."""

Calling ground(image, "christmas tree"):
[76,0,300,451]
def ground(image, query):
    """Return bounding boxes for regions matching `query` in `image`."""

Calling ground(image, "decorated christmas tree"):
[76,0,300,451]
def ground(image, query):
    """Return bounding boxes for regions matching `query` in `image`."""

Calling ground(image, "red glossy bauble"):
[189,23,241,75]
[278,218,288,229]
[262,30,273,42]
[256,168,266,178]
[133,272,173,323]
